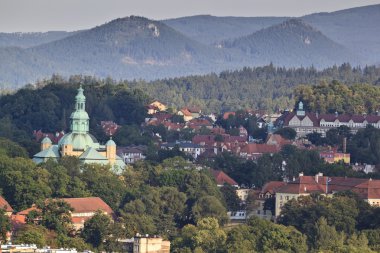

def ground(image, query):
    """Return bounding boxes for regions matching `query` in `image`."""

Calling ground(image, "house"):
[161,141,205,159]
[319,151,350,164]
[117,146,147,164]
[239,143,279,160]
[277,101,380,137]
[187,107,202,119]
[147,101,167,114]
[187,118,213,130]
[120,234,170,253]
[274,173,380,217]
[266,134,292,148]
[209,169,238,187]
[17,197,114,230]
[0,196,13,216]
[252,181,287,220]
[177,108,193,122]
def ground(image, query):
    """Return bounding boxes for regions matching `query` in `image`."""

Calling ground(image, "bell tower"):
[70,85,90,134]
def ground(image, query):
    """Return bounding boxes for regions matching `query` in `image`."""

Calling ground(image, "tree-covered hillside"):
[127,64,380,113]
[221,19,359,68]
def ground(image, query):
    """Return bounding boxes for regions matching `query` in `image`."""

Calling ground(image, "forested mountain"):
[164,4,380,62]
[126,64,380,113]
[0,16,241,87]
[0,31,77,48]
[303,4,380,64]
[221,19,359,68]
[0,5,378,87]
[162,15,287,45]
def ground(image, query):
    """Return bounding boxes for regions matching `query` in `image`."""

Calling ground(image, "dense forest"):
[127,64,380,113]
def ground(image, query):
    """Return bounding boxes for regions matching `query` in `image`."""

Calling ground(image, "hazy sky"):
[1,0,380,32]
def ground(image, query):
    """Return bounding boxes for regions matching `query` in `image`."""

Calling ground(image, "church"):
[33,86,125,170]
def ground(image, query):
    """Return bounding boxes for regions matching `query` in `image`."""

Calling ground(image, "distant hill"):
[0,5,378,87]
[221,19,360,68]
[302,4,380,63]
[0,31,78,48]
[163,4,380,63]
[0,16,239,86]
[163,15,287,45]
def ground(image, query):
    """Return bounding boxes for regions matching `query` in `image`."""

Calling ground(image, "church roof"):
[41,136,52,144]
[79,147,108,161]
[33,145,60,158]
[59,133,99,150]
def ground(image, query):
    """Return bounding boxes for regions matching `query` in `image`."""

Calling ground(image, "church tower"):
[41,136,52,151]
[106,138,116,165]
[70,85,90,134]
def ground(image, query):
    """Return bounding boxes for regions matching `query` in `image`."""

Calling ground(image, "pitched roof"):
[179,108,192,117]
[0,196,13,212]
[240,143,279,154]
[275,175,380,199]
[61,197,114,215]
[33,145,60,158]
[209,169,238,186]
[261,181,287,195]
[223,112,235,120]
[79,147,107,160]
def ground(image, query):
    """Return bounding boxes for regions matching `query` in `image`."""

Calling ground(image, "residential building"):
[209,169,239,187]
[161,141,205,159]
[118,145,147,164]
[276,101,380,137]
[177,108,193,122]
[251,182,286,220]
[319,151,350,164]
[0,196,13,216]
[33,86,125,170]
[239,143,279,160]
[133,235,170,253]
[146,101,167,114]
[274,173,380,217]
[17,197,114,230]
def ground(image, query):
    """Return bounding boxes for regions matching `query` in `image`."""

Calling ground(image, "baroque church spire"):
[70,85,90,134]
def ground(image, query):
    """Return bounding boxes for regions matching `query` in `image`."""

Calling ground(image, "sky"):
[1,0,380,32]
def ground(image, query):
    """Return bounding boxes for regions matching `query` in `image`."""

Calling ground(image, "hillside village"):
[1,78,380,252]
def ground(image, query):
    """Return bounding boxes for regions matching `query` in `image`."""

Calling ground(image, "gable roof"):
[209,169,238,186]
[261,181,287,195]
[0,196,13,212]
[241,143,279,154]
[62,197,113,215]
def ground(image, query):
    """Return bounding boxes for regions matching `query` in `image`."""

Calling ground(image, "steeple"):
[70,85,90,134]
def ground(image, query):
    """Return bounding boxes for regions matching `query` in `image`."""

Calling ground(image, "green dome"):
[58,133,99,150]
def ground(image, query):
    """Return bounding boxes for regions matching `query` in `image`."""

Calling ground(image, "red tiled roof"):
[276,175,380,199]
[241,143,279,154]
[261,181,287,194]
[223,112,235,120]
[266,134,292,147]
[62,197,113,215]
[17,197,114,216]
[179,108,192,117]
[210,169,238,186]
[17,206,38,215]
[0,196,13,212]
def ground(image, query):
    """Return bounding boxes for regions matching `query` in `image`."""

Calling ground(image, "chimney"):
[299,172,304,177]
[343,137,347,153]
[315,172,323,183]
